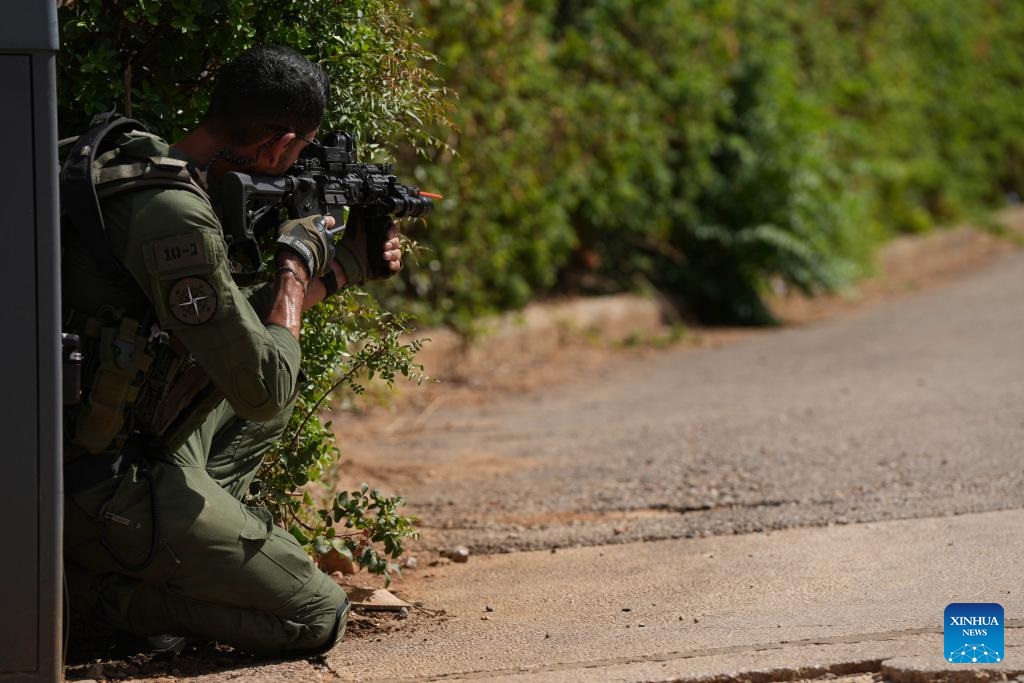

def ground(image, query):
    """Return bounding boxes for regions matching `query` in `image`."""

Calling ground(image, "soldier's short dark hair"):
[203,45,329,146]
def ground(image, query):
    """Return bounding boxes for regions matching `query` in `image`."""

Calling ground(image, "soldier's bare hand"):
[382,224,402,272]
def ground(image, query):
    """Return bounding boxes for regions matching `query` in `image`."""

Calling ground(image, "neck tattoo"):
[209,147,256,170]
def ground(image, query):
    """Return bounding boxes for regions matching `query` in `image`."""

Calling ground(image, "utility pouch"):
[132,333,221,455]
[147,378,222,456]
[72,317,154,454]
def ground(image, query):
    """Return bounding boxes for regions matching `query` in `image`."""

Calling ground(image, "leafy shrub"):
[384,0,579,330]
[253,294,425,586]
[57,0,450,151]
[387,0,1024,325]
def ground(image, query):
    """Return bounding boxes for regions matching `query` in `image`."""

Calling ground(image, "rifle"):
[219,131,437,284]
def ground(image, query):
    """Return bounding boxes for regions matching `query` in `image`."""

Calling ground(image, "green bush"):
[62,0,1024,331]
[58,0,449,151]
[57,0,451,583]
[386,0,1024,325]
[384,0,578,330]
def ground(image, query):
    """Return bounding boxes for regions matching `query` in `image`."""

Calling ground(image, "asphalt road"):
[343,250,1024,554]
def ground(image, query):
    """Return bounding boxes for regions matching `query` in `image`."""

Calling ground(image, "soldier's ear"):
[260,131,296,168]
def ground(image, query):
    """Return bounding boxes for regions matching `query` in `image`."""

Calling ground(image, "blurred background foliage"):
[389,0,1024,325]
[60,0,1024,327]
[58,0,451,155]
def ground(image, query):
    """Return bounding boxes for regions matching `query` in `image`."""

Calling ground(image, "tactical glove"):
[333,208,396,286]
[276,215,335,279]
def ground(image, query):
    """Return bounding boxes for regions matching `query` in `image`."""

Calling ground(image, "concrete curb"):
[406,293,667,377]
[404,212,1024,379]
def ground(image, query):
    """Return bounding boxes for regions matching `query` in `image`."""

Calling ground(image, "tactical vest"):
[61,113,222,456]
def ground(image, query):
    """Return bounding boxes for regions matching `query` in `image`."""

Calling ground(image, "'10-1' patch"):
[168,277,219,325]
[153,233,208,272]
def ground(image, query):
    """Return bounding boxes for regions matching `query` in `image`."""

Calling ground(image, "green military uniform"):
[62,131,349,655]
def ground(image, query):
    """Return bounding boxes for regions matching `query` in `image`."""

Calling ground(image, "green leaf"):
[313,536,332,555]
[331,540,354,560]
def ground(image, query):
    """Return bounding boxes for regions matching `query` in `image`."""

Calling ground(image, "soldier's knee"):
[290,597,350,656]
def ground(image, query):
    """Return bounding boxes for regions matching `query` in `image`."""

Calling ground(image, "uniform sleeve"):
[121,188,300,422]
[240,281,275,319]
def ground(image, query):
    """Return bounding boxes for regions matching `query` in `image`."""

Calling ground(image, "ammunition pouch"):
[68,312,220,456]
[130,333,222,455]
[72,316,154,454]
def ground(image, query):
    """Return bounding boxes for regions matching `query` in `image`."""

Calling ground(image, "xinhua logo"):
[944,603,1004,664]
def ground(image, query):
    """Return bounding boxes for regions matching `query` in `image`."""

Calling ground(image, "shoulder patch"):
[152,233,208,273]
[168,277,219,325]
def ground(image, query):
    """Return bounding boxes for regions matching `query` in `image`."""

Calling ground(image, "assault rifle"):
[219,131,437,283]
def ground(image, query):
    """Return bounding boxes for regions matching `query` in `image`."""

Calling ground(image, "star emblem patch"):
[168,277,218,325]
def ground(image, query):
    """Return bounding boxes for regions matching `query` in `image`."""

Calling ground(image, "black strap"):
[99,459,160,573]
[60,114,146,274]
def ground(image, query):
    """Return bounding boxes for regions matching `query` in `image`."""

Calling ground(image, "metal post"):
[0,1,63,680]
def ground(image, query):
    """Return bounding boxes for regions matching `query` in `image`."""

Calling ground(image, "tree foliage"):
[385,0,1024,325]
[58,0,450,152]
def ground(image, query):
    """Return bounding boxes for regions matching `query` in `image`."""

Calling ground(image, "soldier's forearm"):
[267,253,308,340]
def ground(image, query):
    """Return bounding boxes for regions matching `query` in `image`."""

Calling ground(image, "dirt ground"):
[62,209,1023,681]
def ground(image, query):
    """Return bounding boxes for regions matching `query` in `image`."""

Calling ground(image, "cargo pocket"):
[236,504,319,614]
[98,463,180,583]
[239,506,275,542]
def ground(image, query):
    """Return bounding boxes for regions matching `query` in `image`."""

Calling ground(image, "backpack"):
[59,112,207,275]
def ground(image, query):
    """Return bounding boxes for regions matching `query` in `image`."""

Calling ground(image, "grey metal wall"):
[0,1,63,680]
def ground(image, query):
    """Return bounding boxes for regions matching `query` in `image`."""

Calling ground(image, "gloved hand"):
[334,209,401,285]
[276,215,335,279]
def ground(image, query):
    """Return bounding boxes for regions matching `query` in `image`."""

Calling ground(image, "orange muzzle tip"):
[419,191,444,200]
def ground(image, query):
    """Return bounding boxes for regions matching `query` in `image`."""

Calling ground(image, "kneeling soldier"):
[61,45,402,656]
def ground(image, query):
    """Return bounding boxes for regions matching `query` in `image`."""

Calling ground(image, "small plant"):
[249,288,425,586]
[300,484,420,587]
